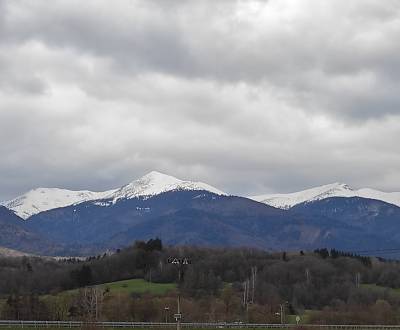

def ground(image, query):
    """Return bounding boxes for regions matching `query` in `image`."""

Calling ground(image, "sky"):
[1,0,400,201]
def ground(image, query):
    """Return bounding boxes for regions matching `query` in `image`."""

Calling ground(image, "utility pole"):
[177,295,181,330]
[279,301,288,324]
[251,266,257,304]
[355,272,361,288]
[246,279,250,304]
[242,267,257,322]
[167,256,192,330]
[279,304,284,324]
[242,281,247,307]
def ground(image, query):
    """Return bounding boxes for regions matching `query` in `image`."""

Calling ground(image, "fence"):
[1,321,400,329]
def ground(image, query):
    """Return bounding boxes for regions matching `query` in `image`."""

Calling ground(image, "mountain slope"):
[25,191,400,254]
[5,174,400,256]
[3,171,225,219]
[291,196,400,244]
[0,206,62,255]
[0,246,33,257]
[106,194,393,252]
[3,188,116,220]
[250,183,400,209]
[108,171,226,203]
[26,191,243,247]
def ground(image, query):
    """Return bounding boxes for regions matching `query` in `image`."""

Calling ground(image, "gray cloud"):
[1,0,400,200]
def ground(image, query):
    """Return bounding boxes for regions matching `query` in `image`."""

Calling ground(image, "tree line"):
[1,240,400,323]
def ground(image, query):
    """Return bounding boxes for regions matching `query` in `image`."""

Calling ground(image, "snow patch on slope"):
[109,171,226,203]
[356,188,400,208]
[250,183,400,209]
[3,171,226,219]
[3,188,117,220]
[0,246,34,257]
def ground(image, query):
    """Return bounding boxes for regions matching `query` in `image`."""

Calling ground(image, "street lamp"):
[164,306,170,323]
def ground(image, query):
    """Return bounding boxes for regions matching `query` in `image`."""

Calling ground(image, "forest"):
[1,239,400,324]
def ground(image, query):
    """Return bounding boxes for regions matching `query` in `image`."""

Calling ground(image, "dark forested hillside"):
[21,191,400,255]
[25,191,290,250]
[1,241,400,324]
[291,197,400,244]
[0,207,61,255]
[3,192,400,256]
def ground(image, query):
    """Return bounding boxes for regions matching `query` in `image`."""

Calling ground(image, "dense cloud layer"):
[1,0,400,200]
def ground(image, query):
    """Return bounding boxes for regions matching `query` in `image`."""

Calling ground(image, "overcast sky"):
[1,0,400,201]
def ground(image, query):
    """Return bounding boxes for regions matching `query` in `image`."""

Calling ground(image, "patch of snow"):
[249,183,400,209]
[136,207,150,211]
[3,171,226,219]
[0,246,34,257]
[108,171,226,203]
[92,201,113,207]
[4,187,117,220]
[356,188,400,208]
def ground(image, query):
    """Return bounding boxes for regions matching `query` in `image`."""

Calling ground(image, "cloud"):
[1,0,400,200]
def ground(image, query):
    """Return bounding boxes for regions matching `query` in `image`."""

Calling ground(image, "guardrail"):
[1,321,400,329]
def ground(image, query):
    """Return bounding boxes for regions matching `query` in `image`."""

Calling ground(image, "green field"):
[39,279,176,301]
[361,283,400,296]
[100,279,176,295]
[286,310,314,324]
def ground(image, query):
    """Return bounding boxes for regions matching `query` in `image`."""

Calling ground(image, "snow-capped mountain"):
[4,175,400,256]
[3,188,117,220]
[250,183,400,209]
[109,171,226,203]
[2,171,226,219]
[5,172,400,223]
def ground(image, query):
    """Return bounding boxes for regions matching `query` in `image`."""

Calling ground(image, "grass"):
[286,310,314,325]
[99,278,176,295]
[39,279,176,302]
[361,283,400,297]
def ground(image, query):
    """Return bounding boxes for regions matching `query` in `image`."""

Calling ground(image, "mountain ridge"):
[25,191,400,255]
[4,173,400,220]
[3,172,400,257]
[2,171,226,219]
[250,182,400,209]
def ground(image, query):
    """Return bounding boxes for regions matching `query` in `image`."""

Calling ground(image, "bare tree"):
[77,287,105,321]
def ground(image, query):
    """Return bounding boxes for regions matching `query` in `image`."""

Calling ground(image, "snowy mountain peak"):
[3,171,226,219]
[4,187,117,220]
[249,182,354,209]
[250,183,400,209]
[312,182,354,197]
[109,171,226,203]
[142,170,173,180]
[330,182,353,190]
[139,171,183,186]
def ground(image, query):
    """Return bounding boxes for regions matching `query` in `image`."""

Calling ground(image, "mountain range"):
[250,182,400,209]
[1,171,400,256]
[2,171,226,219]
